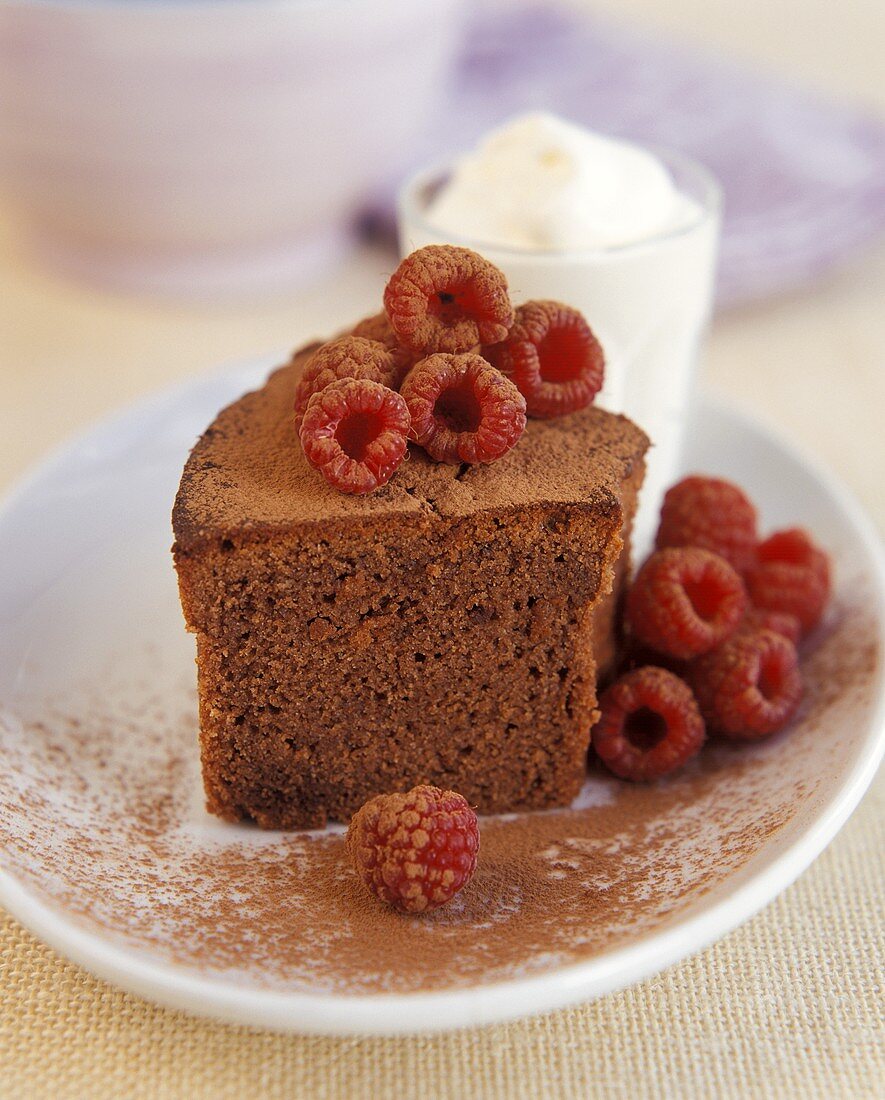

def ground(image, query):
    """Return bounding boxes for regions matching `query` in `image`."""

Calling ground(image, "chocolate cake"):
[172,346,648,829]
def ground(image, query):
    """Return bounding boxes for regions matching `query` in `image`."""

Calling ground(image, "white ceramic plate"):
[0,358,883,1035]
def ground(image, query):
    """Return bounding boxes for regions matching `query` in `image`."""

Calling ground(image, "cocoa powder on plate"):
[0,600,877,995]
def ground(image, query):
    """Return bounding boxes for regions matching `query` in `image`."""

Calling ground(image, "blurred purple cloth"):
[365,5,885,309]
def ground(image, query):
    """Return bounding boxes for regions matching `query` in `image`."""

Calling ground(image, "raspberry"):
[690,628,802,740]
[346,784,480,914]
[351,310,397,345]
[383,245,513,355]
[655,475,758,573]
[299,378,410,495]
[745,528,831,634]
[741,606,802,646]
[400,352,526,465]
[592,666,705,781]
[626,547,748,660]
[293,337,397,428]
[351,312,415,387]
[486,300,604,419]
[617,638,688,680]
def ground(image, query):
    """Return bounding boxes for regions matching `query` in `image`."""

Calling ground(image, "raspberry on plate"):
[487,300,604,419]
[346,784,480,913]
[293,337,398,428]
[745,528,831,634]
[741,606,802,646]
[655,475,758,573]
[690,628,802,739]
[626,547,748,660]
[383,245,513,355]
[592,666,705,781]
[299,377,410,495]
[400,352,526,464]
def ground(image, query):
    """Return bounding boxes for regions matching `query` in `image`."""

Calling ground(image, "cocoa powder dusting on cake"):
[0,596,878,995]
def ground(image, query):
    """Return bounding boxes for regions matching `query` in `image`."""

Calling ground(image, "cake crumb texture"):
[173,350,648,828]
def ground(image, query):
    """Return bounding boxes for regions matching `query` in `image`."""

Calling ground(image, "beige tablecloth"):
[1,65,885,1093]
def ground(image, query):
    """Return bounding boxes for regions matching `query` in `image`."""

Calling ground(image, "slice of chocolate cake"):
[173,347,648,829]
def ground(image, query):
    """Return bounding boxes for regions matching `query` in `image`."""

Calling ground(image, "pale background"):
[1,0,883,1096]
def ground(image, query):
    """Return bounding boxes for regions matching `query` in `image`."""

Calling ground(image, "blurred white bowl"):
[0,0,465,295]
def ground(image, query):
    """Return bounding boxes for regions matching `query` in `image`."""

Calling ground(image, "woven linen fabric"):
[1,771,882,1100]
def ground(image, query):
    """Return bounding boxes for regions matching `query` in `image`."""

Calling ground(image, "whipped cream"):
[400,113,720,553]
[425,112,697,251]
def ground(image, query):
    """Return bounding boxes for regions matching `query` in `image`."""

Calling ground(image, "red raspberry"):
[351,310,396,345]
[741,606,802,646]
[655,475,758,573]
[690,628,802,740]
[383,245,513,355]
[299,378,410,495]
[293,337,397,428]
[617,638,688,680]
[351,312,415,387]
[487,300,604,419]
[626,547,748,660]
[400,352,526,464]
[346,784,480,914]
[745,528,831,634]
[592,666,705,781]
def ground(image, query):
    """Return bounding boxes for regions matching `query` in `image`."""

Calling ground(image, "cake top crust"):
[172,346,650,550]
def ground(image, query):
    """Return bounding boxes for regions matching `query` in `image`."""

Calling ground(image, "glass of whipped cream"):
[397,113,722,553]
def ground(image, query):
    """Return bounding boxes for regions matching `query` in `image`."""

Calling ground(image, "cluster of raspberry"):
[294,245,604,494]
[593,476,832,781]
